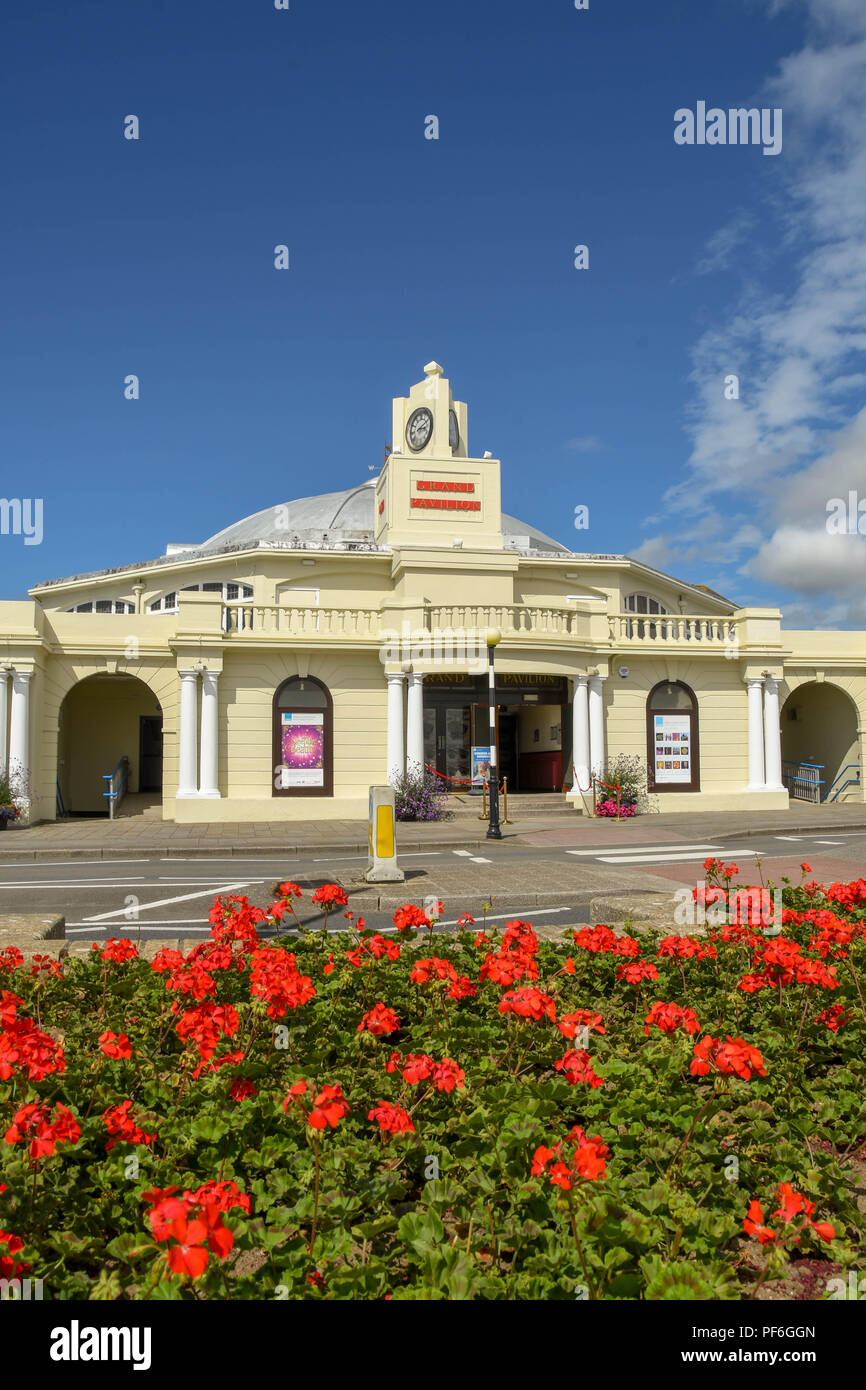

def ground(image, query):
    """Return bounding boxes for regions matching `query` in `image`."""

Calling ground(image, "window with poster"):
[646,680,700,793]
[272,676,333,797]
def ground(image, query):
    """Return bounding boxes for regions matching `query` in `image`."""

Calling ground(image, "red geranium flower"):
[97,938,139,964]
[392,903,432,932]
[358,1002,401,1037]
[368,1101,415,1135]
[311,883,349,910]
[98,1030,132,1060]
[554,1049,603,1088]
[308,1084,350,1130]
[431,1057,465,1093]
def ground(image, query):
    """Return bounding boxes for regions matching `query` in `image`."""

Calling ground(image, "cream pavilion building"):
[1,362,864,824]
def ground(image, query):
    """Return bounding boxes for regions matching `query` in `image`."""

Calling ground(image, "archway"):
[780,682,860,802]
[58,674,163,816]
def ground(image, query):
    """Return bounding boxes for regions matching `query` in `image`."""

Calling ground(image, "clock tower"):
[375,363,504,549]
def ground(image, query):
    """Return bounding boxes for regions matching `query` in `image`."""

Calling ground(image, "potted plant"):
[0,767,22,829]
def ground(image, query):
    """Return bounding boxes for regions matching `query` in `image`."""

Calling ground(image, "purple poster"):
[280,712,324,787]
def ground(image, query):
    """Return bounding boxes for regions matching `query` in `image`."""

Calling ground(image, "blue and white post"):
[486,628,502,841]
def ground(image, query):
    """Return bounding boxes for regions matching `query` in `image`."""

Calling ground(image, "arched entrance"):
[58,675,163,816]
[780,682,860,802]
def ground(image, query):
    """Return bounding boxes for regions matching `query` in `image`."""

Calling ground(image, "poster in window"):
[281,712,325,787]
[653,715,691,783]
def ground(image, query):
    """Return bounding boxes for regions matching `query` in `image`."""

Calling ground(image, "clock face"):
[406,407,433,452]
[449,409,459,450]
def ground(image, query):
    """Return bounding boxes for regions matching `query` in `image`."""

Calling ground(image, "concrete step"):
[445,794,574,819]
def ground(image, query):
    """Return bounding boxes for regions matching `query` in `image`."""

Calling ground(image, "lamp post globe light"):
[485,627,502,840]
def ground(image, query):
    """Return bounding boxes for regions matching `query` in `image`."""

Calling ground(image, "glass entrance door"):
[426,705,472,785]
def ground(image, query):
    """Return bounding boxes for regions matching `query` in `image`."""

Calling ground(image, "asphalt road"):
[1,830,864,943]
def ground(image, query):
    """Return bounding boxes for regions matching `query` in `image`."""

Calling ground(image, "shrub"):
[393,766,451,822]
[597,753,647,814]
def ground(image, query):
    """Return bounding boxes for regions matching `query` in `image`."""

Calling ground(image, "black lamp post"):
[486,627,502,840]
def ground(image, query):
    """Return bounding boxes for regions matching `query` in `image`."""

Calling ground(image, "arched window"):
[624,593,670,639]
[646,680,700,792]
[147,582,254,629]
[66,599,134,614]
[625,593,669,616]
[272,676,333,797]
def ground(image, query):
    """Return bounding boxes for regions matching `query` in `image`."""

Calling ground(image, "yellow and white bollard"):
[365,785,405,883]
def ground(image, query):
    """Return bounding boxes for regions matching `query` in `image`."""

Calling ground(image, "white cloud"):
[638,2,866,625]
[564,435,602,453]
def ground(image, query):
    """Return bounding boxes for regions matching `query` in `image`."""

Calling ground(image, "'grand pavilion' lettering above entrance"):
[0,362,864,823]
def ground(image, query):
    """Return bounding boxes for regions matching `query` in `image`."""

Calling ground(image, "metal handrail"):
[824,763,861,803]
[102,756,130,820]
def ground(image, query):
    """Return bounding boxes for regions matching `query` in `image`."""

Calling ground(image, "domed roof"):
[194,481,568,555]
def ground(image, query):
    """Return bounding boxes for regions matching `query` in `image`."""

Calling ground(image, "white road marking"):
[80,883,254,924]
[0,859,151,868]
[311,852,441,862]
[469,856,492,864]
[0,880,152,889]
[595,850,765,865]
[0,879,266,891]
[566,844,721,857]
[452,850,473,857]
[67,918,211,927]
[813,840,844,845]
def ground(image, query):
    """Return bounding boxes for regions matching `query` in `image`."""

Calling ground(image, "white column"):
[177,670,199,798]
[763,677,784,792]
[588,675,606,778]
[406,672,425,776]
[8,670,32,803]
[198,671,220,797]
[0,671,8,780]
[386,673,405,786]
[570,675,591,793]
[745,677,766,790]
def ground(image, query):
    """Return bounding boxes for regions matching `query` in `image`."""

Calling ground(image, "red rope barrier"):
[425,764,476,786]
[570,764,595,795]
[425,764,504,793]
[569,765,621,798]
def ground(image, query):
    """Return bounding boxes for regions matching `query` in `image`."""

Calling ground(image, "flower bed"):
[1,867,864,1300]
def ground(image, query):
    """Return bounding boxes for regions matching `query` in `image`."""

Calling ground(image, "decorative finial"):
[424,361,443,376]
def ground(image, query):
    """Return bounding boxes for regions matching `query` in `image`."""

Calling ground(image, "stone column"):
[406,672,425,777]
[8,670,32,803]
[745,677,766,790]
[0,671,8,780]
[763,677,784,792]
[588,675,606,779]
[571,675,591,792]
[386,673,406,786]
[177,670,199,798]
[198,671,220,797]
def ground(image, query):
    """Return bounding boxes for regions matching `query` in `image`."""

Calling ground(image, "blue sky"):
[3,0,865,623]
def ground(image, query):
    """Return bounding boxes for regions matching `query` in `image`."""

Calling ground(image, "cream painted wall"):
[605,660,752,792]
[517,703,562,753]
[217,649,386,805]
